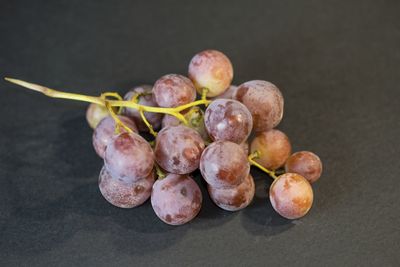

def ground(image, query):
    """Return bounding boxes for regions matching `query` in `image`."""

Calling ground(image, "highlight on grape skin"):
[200,141,250,189]
[104,132,154,182]
[151,174,202,226]
[269,173,313,219]
[153,74,196,108]
[188,49,233,97]
[250,129,292,170]
[86,103,109,129]
[99,166,154,208]
[204,99,253,144]
[234,80,284,132]
[285,151,323,183]
[154,125,205,174]
[208,174,255,211]
[92,115,138,158]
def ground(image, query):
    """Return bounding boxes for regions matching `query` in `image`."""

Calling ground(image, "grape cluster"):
[6,49,323,226]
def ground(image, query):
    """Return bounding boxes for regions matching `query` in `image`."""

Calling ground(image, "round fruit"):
[86,103,109,129]
[285,151,323,183]
[153,74,196,108]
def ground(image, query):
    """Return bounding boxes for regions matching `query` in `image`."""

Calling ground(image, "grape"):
[208,174,255,211]
[188,50,233,97]
[92,116,138,158]
[86,103,109,129]
[104,132,154,181]
[211,85,238,100]
[269,173,313,219]
[151,174,202,225]
[153,74,196,108]
[250,129,291,170]
[98,166,154,208]
[200,141,250,188]
[154,125,205,174]
[233,80,284,132]
[204,99,252,144]
[240,141,249,156]
[285,151,322,183]
[122,85,163,132]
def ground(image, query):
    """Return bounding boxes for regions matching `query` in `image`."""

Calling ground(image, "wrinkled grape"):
[104,132,154,181]
[250,129,291,170]
[99,166,154,208]
[204,99,252,144]
[154,125,205,174]
[200,141,249,188]
[234,80,284,132]
[92,116,138,158]
[153,74,196,108]
[151,174,202,225]
[269,173,313,219]
[86,103,109,129]
[208,174,255,211]
[188,50,233,97]
[285,151,322,183]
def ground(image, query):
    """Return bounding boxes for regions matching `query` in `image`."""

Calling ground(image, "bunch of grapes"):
[6,49,323,226]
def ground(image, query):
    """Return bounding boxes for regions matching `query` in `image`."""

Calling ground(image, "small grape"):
[154,125,205,174]
[92,116,138,158]
[99,166,154,208]
[104,132,154,181]
[285,151,322,183]
[122,85,163,132]
[234,80,284,132]
[188,49,233,97]
[204,99,252,144]
[200,141,250,188]
[269,173,313,219]
[208,174,255,211]
[211,85,238,100]
[153,74,196,108]
[250,129,291,170]
[151,174,202,225]
[86,103,109,129]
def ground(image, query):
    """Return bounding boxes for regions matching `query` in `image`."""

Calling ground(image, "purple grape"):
[104,132,154,181]
[99,166,154,208]
[151,174,202,225]
[211,85,238,100]
[154,125,205,174]
[92,116,138,158]
[153,74,196,108]
[285,151,323,183]
[204,99,252,144]
[86,103,109,129]
[200,141,250,188]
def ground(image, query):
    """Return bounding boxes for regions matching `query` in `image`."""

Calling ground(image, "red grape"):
[211,85,238,100]
[188,49,233,97]
[200,141,249,188]
[269,173,313,219]
[204,99,252,144]
[86,103,109,129]
[104,132,154,181]
[234,80,284,132]
[240,141,249,156]
[153,74,196,108]
[208,174,255,211]
[285,151,322,183]
[151,174,202,225]
[99,166,154,208]
[154,125,205,174]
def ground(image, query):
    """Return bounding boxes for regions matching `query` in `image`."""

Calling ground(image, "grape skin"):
[188,50,233,97]
[285,151,322,183]
[122,85,163,132]
[153,74,196,108]
[99,166,154,208]
[269,173,313,219]
[200,141,250,188]
[234,80,284,132]
[211,85,238,100]
[250,129,292,170]
[204,99,253,144]
[104,132,154,181]
[154,125,205,174]
[86,103,109,129]
[208,174,255,211]
[240,141,249,156]
[151,174,202,225]
[92,116,138,158]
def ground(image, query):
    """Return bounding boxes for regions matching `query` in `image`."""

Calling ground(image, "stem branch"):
[248,151,279,180]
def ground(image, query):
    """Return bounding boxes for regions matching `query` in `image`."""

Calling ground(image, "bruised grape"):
[153,74,196,108]
[285,151,323,183]
[86,103,109,129]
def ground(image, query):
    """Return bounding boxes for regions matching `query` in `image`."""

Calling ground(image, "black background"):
[1,0,399,266]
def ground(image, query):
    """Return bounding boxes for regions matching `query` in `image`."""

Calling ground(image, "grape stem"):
[248,151,279,180]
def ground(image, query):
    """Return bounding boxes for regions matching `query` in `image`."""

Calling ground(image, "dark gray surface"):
[1,0,400,266]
